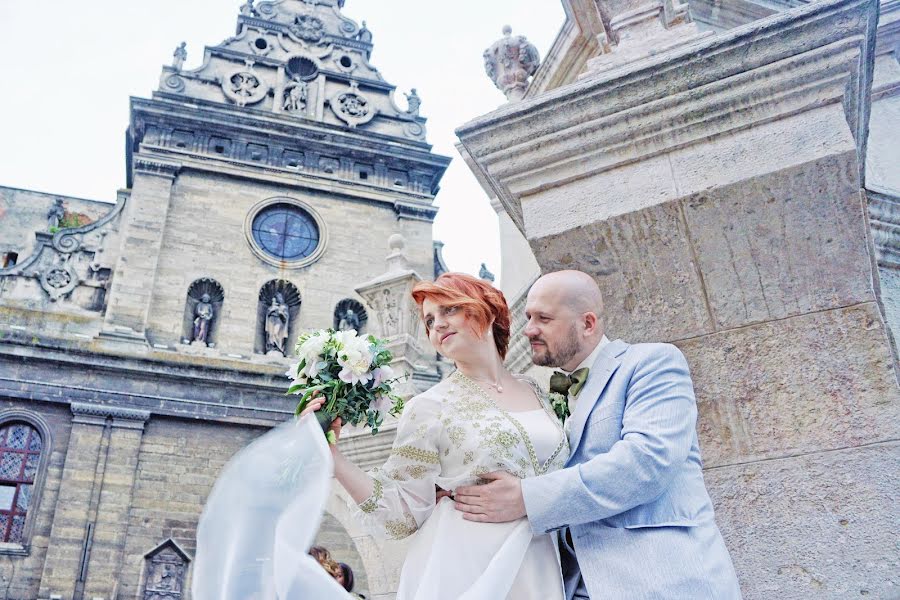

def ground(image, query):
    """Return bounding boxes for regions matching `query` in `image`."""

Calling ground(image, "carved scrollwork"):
[329,81,376,128]
[222,62,269,107]
[38,259,79,301]
[289,14,326,43]
[164,74,186,92]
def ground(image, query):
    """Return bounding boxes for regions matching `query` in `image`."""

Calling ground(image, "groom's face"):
[523,291,583,369]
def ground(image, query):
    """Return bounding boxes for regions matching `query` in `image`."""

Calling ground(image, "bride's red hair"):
[411,272,511,359]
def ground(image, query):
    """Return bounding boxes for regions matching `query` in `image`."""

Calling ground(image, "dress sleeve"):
[355,393,444,540]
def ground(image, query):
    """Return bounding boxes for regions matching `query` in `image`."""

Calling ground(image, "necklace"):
[461,371,504,393]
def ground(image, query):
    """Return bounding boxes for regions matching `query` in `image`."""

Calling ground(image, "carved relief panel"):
[142,539,190,600]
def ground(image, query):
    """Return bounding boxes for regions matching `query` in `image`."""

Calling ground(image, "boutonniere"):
[549,392,569,424]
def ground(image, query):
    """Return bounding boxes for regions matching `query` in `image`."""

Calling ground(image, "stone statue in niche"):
[405,89,421,116]
[172,42,187,71]
[265,293,290,355]
[337,308,361,332]
[283,82,308,113]
[191,293,214,346]
[46,199,65,230]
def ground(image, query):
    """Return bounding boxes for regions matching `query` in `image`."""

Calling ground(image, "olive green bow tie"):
[549,367,590,398]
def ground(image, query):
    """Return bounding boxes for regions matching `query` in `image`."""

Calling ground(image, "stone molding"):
[868,186,900,268]
[70,402,151,429]
[130,96,449,200]
[393,200,438,222]
[503,277,539,375]
[133,157,182,179]
[457,0,878,235]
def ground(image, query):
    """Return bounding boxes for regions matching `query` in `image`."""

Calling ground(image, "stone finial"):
[483,26,541,102]
[386,234,411,273]
[172,42,187,71]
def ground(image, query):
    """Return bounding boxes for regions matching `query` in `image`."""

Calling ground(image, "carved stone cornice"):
[393,201,438,222]
[133,157,182,179]
[457,0,878,237]
[71,401,151,429]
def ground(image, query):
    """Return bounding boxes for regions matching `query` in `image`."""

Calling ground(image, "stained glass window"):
[0,422,41,543]
[251,204,320,262]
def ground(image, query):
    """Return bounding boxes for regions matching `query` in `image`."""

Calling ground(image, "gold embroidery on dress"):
[385,513,418,539]
[394,445,441,464]
[359,478,383,514]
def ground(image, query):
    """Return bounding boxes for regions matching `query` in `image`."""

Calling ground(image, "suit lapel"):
[566,339,628,459]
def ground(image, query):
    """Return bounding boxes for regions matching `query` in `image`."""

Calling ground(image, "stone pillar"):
[38,404,149,600]
[101,157,180,345]
[457,0,900,596]
[355,234,423,398]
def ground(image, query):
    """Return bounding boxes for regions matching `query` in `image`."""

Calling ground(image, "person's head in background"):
[337,562,355,592]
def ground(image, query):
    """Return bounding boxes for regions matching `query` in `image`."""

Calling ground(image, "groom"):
[453,270,742,599]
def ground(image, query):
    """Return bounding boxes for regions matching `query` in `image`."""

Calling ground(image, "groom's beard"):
[530,324,581,368]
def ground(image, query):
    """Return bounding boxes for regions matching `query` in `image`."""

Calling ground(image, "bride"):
[302,272,568,600]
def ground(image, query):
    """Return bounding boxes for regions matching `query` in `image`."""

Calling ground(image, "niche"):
[181,278,225,347]
[257,279,301,356]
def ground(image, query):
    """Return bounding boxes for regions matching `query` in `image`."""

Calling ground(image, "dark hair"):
[339,562,354,592]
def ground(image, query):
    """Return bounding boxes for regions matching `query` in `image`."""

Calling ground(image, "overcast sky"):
[0,0,565,284]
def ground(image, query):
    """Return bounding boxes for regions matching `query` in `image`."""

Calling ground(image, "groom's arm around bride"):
[454,270,742,600]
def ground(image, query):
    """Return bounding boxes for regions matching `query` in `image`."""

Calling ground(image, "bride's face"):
[422,297,484,360]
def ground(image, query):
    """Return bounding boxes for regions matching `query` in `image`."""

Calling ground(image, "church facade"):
[0,1,449,598]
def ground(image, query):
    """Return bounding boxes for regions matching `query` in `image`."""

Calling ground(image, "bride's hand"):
[299,395,325,418]
[299,394,343,446]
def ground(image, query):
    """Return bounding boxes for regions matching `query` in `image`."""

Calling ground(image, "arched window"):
[0,422,42,544]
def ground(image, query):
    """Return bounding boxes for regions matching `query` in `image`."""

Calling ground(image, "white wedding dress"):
[192,372,568,600]
[356,372,568,600]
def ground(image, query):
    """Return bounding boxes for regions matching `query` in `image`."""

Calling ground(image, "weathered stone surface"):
[706,442,900,599]
[682,152,873,330]
[532,198,715,342]
[678,303,900,468]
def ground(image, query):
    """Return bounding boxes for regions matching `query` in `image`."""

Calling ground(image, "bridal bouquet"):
[287,329,405,443]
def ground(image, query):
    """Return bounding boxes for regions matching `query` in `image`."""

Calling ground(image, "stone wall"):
[457,0,900,596]
[140,169,430,354]
[0,187,115,261]
[0,400,71,600]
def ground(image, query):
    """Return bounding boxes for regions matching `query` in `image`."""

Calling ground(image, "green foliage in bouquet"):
[286,329,405,443]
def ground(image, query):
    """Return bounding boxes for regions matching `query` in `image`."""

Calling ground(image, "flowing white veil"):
[193,414,352,599]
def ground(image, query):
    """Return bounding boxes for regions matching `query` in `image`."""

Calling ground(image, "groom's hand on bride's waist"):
[453,471,526,523]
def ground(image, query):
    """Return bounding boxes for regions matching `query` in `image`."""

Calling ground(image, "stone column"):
[355,234,423,398]
[458,0,900,596]
[100,157,180,345]
[38,403,149,600]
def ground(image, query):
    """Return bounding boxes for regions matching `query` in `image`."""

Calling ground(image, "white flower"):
[372,365,393,387]
[296,333,328,378]
[334,330,374,385]
[372,393,392,418]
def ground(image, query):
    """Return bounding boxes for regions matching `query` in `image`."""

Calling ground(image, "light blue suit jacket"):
[521,340,742,599]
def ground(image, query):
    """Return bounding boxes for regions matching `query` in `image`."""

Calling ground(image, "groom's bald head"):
[524,270,606,371]
[533,270,604,317]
